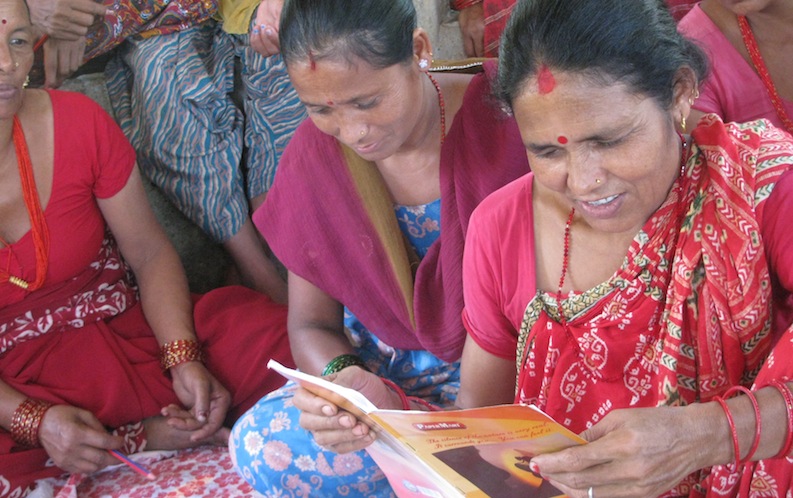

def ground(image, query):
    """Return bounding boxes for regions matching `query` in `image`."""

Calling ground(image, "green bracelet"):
[322,354,368,376]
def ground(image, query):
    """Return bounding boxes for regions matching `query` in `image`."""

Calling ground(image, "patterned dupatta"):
[0,234,138,356]
[84,0,218,61]
[515,117,792,440]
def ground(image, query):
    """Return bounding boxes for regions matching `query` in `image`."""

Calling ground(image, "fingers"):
[188,390,230,442]
[38,406,123,474]
[249,25,280,57]
[300,411,374,453]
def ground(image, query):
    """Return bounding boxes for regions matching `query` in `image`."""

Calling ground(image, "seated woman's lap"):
[230,326,460,497]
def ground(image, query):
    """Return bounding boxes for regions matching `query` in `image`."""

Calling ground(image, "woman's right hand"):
[293,367,403,454]
[37,404,123,474]
[27,0,108,40]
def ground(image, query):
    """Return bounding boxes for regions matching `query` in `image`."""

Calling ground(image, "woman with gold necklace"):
[0,0,293,493]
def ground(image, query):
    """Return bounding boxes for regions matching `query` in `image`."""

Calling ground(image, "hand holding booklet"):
[268,360,586,498]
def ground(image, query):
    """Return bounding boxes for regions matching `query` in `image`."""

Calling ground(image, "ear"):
[412,28,434,72]
[671,66,700,133]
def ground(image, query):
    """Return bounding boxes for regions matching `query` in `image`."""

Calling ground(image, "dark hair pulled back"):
[279,0,416,69]
[496,0,708,110]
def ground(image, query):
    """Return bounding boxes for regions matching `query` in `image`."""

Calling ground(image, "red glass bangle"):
[724,386,762,463]
[10,398,54,448]
[450,0,482,11]
[768,380,793,459]
[380,377,410,410]
[714,396,741,467]
[407,396,441,412]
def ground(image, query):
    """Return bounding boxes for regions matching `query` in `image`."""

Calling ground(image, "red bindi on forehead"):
[308,51,316,71]
[557,136,568,144]
[1,19,6,24]
[326,100,334,106]
[537,64,555,95]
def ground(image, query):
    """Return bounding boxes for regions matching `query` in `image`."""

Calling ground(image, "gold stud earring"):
[23,75,29,88]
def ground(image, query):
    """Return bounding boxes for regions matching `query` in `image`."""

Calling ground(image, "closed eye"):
[355,99,378,110]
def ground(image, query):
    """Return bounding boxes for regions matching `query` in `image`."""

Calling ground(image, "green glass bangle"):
[322,354,368,376]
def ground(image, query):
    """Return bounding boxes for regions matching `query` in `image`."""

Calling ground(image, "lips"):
[355,141,380,155]
[575,193,624,219]
[0,84,18,99]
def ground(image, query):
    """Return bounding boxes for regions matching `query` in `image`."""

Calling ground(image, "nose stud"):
[360,130,365,136]
[14,61,19,68]
[595,178,602,184]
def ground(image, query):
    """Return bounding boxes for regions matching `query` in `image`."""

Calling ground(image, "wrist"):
[160,339,205,372]
[322,354,369,376]
[11,398,54,448]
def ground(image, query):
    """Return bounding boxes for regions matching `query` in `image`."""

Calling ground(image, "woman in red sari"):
[0,0,293,494]
[460,0,793,496]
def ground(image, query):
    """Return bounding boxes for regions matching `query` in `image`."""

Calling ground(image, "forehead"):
[288,57,406,101]
[511,70,656,138]
[0,0,30,27]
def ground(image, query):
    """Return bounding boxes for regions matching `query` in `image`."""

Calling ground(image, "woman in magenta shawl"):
[228,0,528,495]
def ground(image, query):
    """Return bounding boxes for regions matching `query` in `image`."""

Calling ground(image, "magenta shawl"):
[254,61,528,362]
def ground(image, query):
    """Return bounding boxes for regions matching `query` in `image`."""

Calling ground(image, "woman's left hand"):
[249,0,283,57]
[163,361,232,442]
[529,406,713,498]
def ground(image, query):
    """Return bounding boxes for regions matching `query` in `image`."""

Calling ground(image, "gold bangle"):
[159,339,205,371]
[10,398,54,448]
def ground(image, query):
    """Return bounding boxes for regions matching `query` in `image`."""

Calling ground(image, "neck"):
[741,3,793,43]
[397,73,443,155]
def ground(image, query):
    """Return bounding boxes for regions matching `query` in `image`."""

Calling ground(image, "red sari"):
[0,90,293,495]
[515,116,793,495]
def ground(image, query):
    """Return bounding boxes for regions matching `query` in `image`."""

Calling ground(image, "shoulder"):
[470,173,532,231]
[678,4,720,41]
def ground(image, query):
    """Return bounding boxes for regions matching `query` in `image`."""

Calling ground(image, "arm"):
[249,0,283,57]
[27,0,107,40]
[0,380,122,474]
[457,3,485,57]
[288,271,408,452]
[98,167,230,441]
[457,335,515,409]
[286,270,354,375]
[530,383,793,498]
[42,36,86,89]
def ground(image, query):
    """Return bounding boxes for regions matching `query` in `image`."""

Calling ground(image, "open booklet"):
[268,360,586,498]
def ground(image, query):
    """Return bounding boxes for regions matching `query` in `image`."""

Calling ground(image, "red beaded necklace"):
[426,72,446,145]
[0,116,50,291]
[553,135,689,381]
[737,15,793,134]
[556,134,689,329]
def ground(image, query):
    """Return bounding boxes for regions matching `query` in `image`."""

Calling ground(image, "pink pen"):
[108,449,156,481]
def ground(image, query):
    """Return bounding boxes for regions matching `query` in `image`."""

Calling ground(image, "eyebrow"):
[302,92,378,108]
[524,123,637,151]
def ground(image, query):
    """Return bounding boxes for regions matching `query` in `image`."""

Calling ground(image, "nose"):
[566,150,604,194]
[0,44,14,73]
[338,120,366,145]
